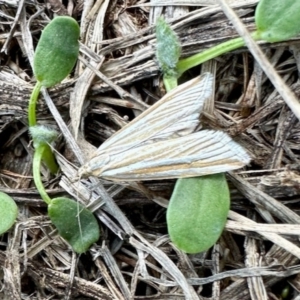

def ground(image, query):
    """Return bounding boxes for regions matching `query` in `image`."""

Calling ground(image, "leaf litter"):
[1,0,300,299]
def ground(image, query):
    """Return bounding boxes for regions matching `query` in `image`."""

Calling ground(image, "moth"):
[78,73,250,181]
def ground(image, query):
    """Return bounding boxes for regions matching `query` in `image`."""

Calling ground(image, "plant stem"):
[28,81,42,127]
[176,36,246,77]
[28,82,59,174]
[164,76,178,92]
[33,144,52,205]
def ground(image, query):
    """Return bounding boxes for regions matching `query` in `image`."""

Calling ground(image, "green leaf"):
[0,192,18,235]
[34,16,80,87]
[155,17,181,78]
[255,0,300,42]
[48,197,100,253]
[29,125,58,149]
[167,174,230,253]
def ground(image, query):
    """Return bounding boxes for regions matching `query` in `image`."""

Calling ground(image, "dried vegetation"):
[1,0,300,299]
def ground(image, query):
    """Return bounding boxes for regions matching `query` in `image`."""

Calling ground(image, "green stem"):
[28,81,42,127]
[33,144,52,205]
[29,82,59,174]
[164,76,178,92]
[176,36,246,77]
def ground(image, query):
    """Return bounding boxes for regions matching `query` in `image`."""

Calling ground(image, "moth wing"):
[83,130,250,181]
[93,73,213,156]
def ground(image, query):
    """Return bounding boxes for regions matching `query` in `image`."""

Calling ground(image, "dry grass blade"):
[1,0,300,299]
[217,0,300,120]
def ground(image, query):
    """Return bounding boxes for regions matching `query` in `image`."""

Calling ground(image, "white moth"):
[78,73,250,181]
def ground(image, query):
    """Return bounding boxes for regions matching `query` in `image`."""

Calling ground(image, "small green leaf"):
[255,0,300,42]
[0,192,18,235]
[155,17,181,78]
[48,197,100,253]
[34,16,80,87]
[29,125,58,148]
[167,174,230,253]
[30,125,59,176]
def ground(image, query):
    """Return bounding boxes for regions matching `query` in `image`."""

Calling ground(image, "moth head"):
[77,154,110,178]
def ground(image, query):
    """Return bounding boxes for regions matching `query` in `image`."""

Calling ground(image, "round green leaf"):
[0,192,18,235]
[167,174,230,253]
[48,197,100,253]
[255,0,300,42]
[34,16,80,87]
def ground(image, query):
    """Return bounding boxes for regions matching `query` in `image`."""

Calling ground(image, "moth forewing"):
[80,130,250,181]
[78,72,250,180]
[91,73,214,156]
